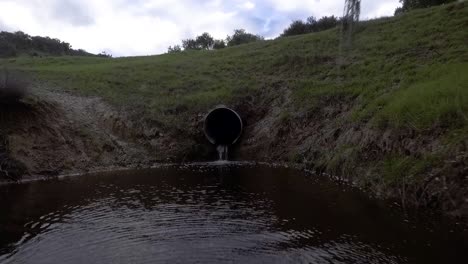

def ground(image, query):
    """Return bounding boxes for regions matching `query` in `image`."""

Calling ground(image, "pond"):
[0,163,467,263]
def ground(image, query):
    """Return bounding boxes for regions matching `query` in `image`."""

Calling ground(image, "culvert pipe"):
[204,106,243,146]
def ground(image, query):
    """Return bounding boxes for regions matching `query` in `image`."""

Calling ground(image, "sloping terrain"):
[0,3,467,218]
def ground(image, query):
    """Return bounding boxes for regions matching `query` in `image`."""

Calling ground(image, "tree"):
[315,16,339,32]
[306,16,317,25]
[397,0,456,12]
[213,39,226,50]
[394,7,405,15]
[167,45,182,53]
[281,20,310,37]
[226,29,263,47]
[97,51,112,58]
[181,33,215,51]
[195,32,215,50]
[0,30,94,57]
[281,16,339,37]
[182,38,200,50]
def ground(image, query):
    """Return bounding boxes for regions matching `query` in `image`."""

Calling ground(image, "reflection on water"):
[0,164,467,264]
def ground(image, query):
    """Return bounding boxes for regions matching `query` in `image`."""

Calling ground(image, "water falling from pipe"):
[204,106,243,161]
[217,145,228,161]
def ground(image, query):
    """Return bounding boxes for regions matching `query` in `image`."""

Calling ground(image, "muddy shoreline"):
[0,160,313,186]
[1,88,467,222]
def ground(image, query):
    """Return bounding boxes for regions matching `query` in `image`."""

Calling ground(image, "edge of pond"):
[1,160,467,233]
[0,161,345,187]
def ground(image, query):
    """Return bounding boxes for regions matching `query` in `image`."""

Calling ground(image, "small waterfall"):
[216,145,228,161]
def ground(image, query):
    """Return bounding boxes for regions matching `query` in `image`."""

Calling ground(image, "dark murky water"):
[0,163,467,264]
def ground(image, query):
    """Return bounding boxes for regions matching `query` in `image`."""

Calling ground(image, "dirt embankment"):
[232,85,467,219]
[1,86,467,221]
[0,88,207,182]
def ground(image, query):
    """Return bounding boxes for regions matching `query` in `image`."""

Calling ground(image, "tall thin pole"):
[341,0,361,49]
[338,0,361,82]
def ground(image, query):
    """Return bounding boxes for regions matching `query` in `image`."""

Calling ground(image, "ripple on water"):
[0,164,466,264]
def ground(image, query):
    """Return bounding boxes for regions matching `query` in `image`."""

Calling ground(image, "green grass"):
[374,63,468,129]
[380,155,431,186]
[1,3,466,211]
[1,2,467,131]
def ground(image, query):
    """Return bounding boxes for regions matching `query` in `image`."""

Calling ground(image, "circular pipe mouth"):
[204,107,243,145]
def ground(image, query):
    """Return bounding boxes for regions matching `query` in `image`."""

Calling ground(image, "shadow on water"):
[0,164,467,263]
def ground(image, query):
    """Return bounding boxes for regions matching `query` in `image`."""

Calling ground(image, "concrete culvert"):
[204,106,243,146]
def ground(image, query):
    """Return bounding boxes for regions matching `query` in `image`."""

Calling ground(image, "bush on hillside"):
[0,30,94,58]
[196,33,215,50]
[169,29,262,53]
[394,7,405,15]
[281,20,310,37]
[0,70,29,104]
[281,16,339,37]
[213,39,226,50]
[314,16,340,31]
[168,45,182,53]
[172,32,230,52]
[182,38,200,50]
[396,0,457,14]
[97,51,113,58]
[226,29,264,46]
[181,32,217,51]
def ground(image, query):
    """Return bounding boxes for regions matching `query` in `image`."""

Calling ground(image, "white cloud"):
[239,1,256,10]
[263,0,343,15]
[361,1,401,19]
[0,0,401,56]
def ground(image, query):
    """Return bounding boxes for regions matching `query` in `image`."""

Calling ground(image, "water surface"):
[0,163,466,263]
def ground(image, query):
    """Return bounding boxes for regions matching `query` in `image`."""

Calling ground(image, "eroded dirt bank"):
[0,88,209,182]
[232,86,467,220]
[1,87,467,221]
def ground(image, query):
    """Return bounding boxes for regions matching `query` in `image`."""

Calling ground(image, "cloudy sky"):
[0,0,400,56]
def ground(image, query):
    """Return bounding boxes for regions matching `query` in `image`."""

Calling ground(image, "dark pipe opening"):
[204,107,243,145]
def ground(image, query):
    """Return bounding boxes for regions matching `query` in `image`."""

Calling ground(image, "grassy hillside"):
[2,3,467,129]
[1,2,467,214]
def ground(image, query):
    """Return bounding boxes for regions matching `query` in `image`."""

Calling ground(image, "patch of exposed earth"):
[0,87,193,182]
[1,85,466,222]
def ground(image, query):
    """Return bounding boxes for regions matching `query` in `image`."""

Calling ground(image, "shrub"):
[213,39,226,49]
[226,29,264,46]
[281,20,310,37]
[181,33,219,51]
[281,16,339,37]
[314,16,339,31]
[394,7,405,15]
[396,0,457,13]
[0,30,93,58]
[195,32,215,50]
[0,70,29,104]
[182,38,200,50]
[167,45,182,53]
[173,30,263,51]
[97,51,112,58]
